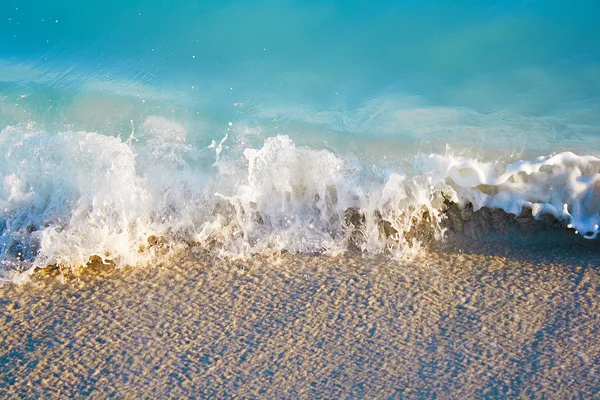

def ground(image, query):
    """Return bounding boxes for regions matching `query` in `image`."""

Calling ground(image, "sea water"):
[1,0,599,280]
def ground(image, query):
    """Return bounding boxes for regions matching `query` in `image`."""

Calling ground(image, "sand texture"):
[1,243,600,398]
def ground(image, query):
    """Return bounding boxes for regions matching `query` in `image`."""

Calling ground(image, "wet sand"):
[1,243,599,398]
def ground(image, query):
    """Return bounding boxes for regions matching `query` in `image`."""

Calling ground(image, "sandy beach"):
[1,238,599,398]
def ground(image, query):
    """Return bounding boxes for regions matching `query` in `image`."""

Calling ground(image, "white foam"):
[421,151,600,238]
[1,120,599,281]
[193,134,448,259]
[0,125,164,274]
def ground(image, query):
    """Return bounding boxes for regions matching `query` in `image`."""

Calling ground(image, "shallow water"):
[1,2,600,276]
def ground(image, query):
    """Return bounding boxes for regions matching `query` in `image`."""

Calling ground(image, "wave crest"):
[1,121,598,281]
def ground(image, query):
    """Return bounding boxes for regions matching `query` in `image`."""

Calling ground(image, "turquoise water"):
[1,1,599,277]
[2,0,599,154]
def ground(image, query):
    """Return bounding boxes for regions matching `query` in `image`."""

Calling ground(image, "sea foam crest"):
[195,135,445,258]
[1,119,599,281]
[0,125,162,279]
[422,152,600,239]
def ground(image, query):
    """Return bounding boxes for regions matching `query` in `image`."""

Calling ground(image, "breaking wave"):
[1,117,599,281]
